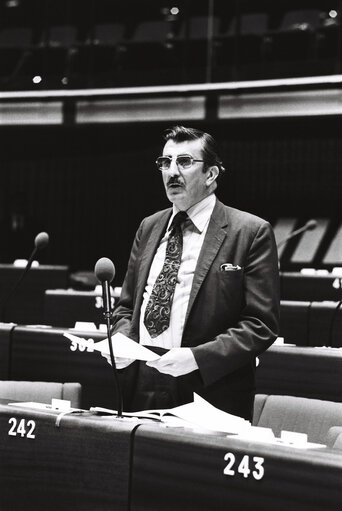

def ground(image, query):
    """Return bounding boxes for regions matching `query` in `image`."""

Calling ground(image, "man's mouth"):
[168,181,183,189]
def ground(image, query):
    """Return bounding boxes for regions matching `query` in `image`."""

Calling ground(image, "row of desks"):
[44,274,342,331]
[0,401,341,511]
[1,323,342,409]
[280,300,342,347]
[45,291,342,347]
[0,265,340,329]
[0,263,339,324]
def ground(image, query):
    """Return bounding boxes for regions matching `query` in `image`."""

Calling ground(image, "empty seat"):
[0,26,33,87]
[0,380,82,408]
[269,9,321,62]
[215,12,269,80]
[93,23,126,46]
[48,25,78,48]
[254,394,342,444]
[85,22,127,86]
[121,19,181,85]
[0,26,32,48]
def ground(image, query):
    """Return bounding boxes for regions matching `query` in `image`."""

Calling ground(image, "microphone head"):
[94,257,115,283]
[34,232,49,249]
[306,219,318,231]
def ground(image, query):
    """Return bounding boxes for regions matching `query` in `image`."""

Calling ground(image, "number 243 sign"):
[223,452,264,480]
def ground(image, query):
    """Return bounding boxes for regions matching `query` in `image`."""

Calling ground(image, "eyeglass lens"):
[156,156,193,170]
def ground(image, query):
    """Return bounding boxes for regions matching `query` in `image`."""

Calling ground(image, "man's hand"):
[101,353,134,370]
[146,348,198,377]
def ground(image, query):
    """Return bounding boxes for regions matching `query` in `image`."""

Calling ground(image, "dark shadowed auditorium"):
[0,0,341,509]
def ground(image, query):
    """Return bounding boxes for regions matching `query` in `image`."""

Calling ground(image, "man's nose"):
[168,158,180,176]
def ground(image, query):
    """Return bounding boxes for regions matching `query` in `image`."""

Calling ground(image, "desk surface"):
[0,403,341,511]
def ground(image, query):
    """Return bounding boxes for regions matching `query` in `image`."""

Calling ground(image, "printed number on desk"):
[8,418,36,439]
[70,338,94,352]
[223,453,264,480]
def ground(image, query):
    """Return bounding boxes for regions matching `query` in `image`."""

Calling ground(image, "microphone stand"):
[277,224,313,249]
[1,246,38,322]
[101,281,123,417]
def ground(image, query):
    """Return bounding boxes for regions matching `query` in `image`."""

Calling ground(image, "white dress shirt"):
[140,194,216,349]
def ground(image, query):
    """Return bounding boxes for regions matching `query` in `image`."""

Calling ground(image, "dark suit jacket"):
[112,198,280,420]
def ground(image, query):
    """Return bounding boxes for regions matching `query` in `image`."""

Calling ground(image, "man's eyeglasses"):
[155,155,205,171]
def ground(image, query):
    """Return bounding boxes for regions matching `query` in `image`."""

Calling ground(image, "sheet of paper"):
[63,332,160,362]
[166,393,250,434]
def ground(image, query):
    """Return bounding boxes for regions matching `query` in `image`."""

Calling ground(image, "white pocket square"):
[220,263,242,272]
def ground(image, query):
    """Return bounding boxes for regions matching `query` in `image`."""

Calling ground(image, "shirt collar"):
[170,194,216,233]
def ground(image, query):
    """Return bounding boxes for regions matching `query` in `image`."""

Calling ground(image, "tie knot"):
[170,211,188,230]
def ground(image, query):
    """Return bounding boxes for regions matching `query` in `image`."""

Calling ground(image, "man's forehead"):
[162,138,203,155]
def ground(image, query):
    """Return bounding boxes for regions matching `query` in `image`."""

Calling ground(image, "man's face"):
[161,138,211,211]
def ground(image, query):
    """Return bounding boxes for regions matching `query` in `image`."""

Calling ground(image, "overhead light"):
[170,7,179,15]
[32,75,42,84]
[329,10,338,18]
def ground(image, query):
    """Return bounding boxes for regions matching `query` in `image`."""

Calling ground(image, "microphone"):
[277,220,317,249]
[94,257,123,417]
[1,231,49,322]
[94,257,115,318]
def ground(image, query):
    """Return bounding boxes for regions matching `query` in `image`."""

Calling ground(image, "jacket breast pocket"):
[218,268,244,303]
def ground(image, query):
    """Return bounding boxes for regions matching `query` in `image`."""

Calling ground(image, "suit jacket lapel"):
[135,209,172,308]
[184,199,228,325]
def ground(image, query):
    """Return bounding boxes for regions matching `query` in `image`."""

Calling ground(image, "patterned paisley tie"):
[144,211,188,338]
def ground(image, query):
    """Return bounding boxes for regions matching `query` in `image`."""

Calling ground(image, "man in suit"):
[111,125,279,420]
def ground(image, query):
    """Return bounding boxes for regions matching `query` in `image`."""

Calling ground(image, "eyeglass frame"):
[155,154,206,171]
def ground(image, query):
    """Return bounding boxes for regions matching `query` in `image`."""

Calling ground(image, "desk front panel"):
[256,346,342,402]
[0,403,136,511]
[131,425,342,511]
[0,323,14,378]
[44,290,104,327]
[280,273,341,301]
[0,265,69,324]
[279,300,342,348]
[10,326,119,409]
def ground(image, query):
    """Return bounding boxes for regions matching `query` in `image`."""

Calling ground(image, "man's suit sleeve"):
[191,221,280,387]
[111,220,144,339]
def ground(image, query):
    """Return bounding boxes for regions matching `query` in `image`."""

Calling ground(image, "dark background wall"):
[0,115,341,284]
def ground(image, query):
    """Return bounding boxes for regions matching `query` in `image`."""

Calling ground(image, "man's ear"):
[206,165,219,186]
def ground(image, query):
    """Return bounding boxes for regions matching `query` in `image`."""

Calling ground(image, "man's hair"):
[163,125,226,181]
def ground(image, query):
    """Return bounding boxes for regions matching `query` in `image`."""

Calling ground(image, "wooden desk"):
[280,272,342,301]
[0,264,69,324]
[280,300,342,347]
[44,287,121,327]
[131,424,342,511]
[256,345,342,402]
[9,325,117,409]
[0,403,341,511]
[0,402,137,511]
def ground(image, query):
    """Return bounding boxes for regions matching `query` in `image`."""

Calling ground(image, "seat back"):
[252,393,268,425]
[93,23,125,46]
[0,380,82,408]
[332,432,342,450]
[256,394,342,443]
[279,9,321,32]
[224,13,269,37]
